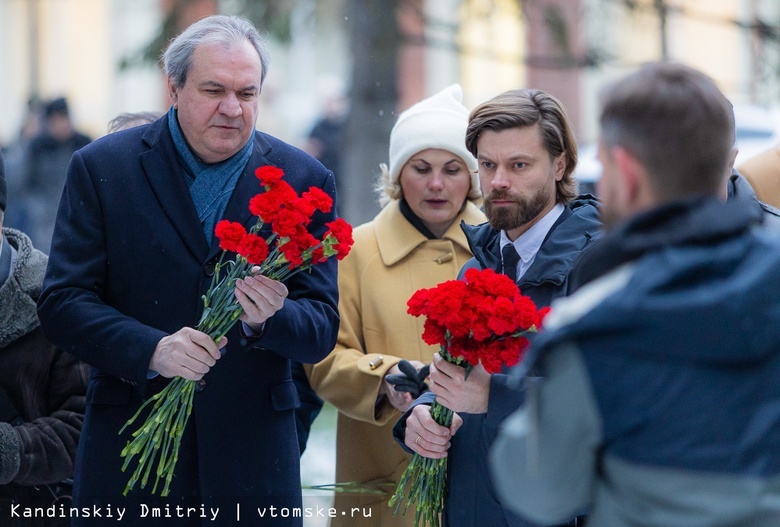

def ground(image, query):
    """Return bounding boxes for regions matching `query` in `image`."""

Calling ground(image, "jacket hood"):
[535,196,779,367]
[0,228,48,348]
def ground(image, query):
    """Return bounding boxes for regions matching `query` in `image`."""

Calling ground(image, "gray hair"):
[163,15,270,90]
[107,111,163,134]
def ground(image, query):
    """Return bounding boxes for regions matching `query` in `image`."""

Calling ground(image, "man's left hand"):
[235,272,288,332]
[429,353,491,414]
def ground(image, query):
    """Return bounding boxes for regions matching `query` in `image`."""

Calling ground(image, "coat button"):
[203,261,216,276]
[195,378,207,392]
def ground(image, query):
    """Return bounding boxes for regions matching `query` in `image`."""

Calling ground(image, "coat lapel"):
[139,119,210,262]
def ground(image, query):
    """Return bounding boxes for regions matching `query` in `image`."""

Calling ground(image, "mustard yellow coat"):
[738,143,780,209]
[307,200,486,526]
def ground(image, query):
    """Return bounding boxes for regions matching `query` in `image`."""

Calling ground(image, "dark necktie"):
[502,243,520,283]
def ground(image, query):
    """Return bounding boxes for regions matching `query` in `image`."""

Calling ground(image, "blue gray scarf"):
[168,107,253,245]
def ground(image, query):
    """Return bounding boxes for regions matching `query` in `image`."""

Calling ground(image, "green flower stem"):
[302,482,396,495]
[121,375,195,496]
[389,345,459,527]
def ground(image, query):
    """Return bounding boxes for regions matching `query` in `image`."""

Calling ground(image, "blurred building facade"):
[0,0,778,223]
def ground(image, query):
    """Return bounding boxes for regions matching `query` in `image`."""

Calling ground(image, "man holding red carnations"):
[37,15,339,526]
[394,89,601,527]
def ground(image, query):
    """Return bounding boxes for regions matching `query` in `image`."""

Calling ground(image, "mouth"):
[486,191,520,205]
[213,124,240,132]
[425,199,448,207]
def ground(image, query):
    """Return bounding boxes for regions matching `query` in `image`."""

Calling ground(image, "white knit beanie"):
[386,84,480,201]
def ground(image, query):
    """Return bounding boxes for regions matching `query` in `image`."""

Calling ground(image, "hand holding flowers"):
[428,353,491,414]
[390,268,548,527]
[119,165,353,497]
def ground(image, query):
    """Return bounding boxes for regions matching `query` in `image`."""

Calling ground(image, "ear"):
[553,153,567,182]
[611,146,644,205]
[167,77,179,108]
[727,147,738,172]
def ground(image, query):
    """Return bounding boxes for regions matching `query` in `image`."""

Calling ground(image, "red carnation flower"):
[324,218,354,260]
[255,165,285,185]
[302,187,333,213]
[538,306,552,327]
[214,220,247,252]
[236,233,269,265]
[279,239,305,267]
[273,208,307,238]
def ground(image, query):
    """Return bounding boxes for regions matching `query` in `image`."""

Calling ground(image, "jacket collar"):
[374,200,484,266]
[462,196,601,286]
[572,194,761,289]
[139,116,274,263]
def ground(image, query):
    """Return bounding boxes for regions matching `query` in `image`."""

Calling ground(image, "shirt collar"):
[500,203,565,263]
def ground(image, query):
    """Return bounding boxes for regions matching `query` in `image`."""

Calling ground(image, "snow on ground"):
[301,403,337,527]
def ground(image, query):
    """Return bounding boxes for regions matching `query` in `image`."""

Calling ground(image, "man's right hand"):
[149,328,225,380]
[404,404,463,459]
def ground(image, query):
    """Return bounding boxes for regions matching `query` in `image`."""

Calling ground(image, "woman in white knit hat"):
[307,84,486,526]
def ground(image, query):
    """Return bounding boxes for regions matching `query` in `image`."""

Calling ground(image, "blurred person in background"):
[307,84,485,526]
[23,97,92,251]
[1,98,45,235]
[303,77,349,199]
[395,88,601,527]
[490,62,780,527]
[0,148,90,527]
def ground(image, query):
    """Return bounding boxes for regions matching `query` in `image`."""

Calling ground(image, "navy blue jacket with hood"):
[394,196,601,527]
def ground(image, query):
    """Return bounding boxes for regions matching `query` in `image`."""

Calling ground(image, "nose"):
[219,94,242,118]
[427,170,445,191]
[491,166,511,190]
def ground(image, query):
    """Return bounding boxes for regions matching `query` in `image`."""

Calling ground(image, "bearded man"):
[393,89,601,526]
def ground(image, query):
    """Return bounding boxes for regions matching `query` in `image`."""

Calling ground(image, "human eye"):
[241,91,257,100]
[481,161,495,170]
[413,165,431,174]
[514,162,527,169]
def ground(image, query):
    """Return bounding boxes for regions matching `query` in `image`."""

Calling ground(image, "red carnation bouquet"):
[119,166,353,496]
[389,268,548,527]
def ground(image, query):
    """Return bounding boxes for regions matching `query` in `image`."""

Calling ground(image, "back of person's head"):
[599,62,733,200]
[107,111,163,134]
[465,89,578,205]
[163,14,270,91]
[377,84,479,207]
